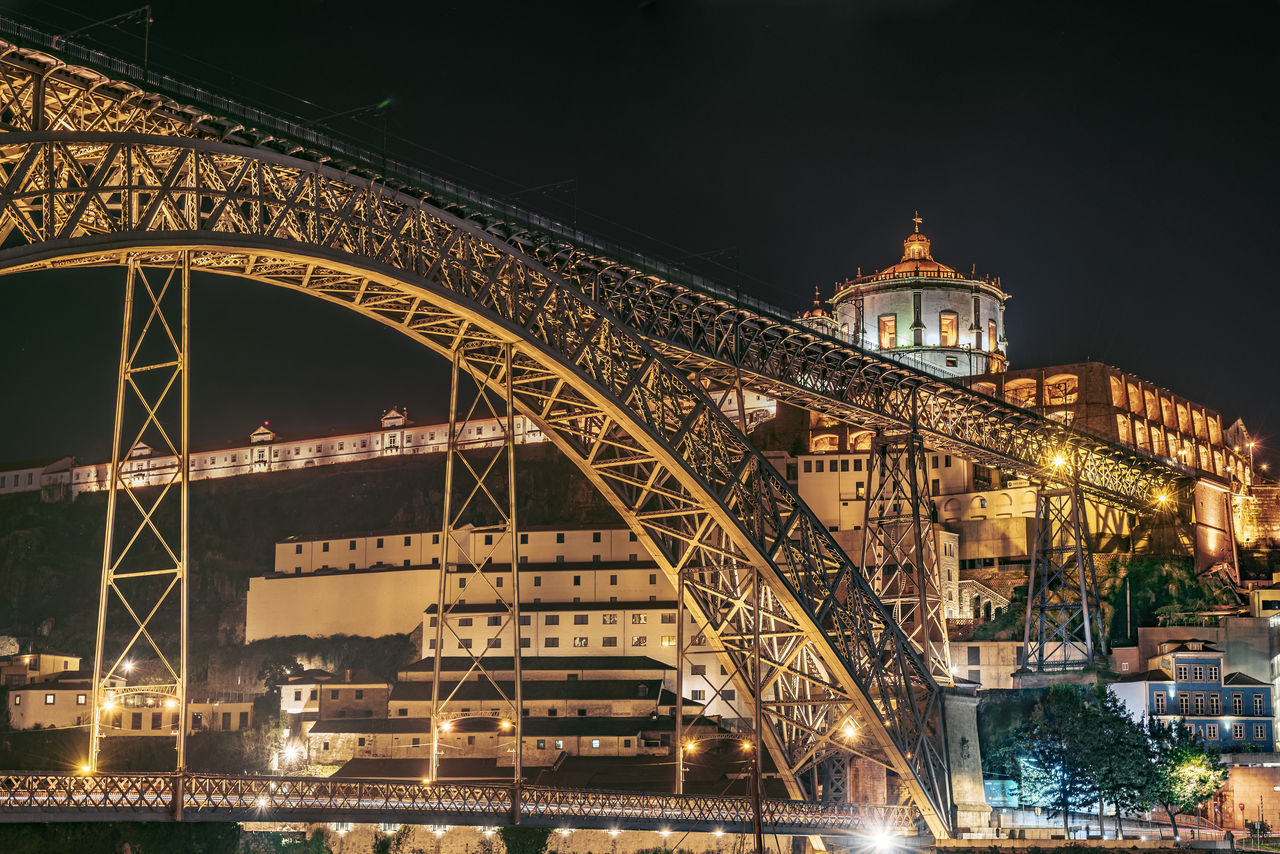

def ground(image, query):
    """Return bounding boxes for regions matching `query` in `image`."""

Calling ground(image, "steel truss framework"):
[89,253,189,771]
[0,144,952,835]
[430,343,524,786]
[0,771,917,836]
[0,35,1187,511]
[861,433,950,685]
[1022,487,1107,670]
[0,34,1197,834]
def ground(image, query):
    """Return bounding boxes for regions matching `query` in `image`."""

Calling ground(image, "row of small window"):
[0,473,35,488]
[1153,691,1264,716]
[803,455,953,475]
[877,311,998,352]
[1173,664,1222,682]
[428,635,687,650]
[300,531,640,555]
[1187,722,1268,741]
[13,693,87,706]
[432,612,678,628]
[291,689,368,702]
[309,536,414,554]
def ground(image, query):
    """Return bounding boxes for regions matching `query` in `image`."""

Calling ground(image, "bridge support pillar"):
[861,431,951,684]
[943,688,990,835]
[1020,486,1105,671]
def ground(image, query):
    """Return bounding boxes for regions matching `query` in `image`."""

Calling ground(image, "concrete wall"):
[246,569,438,640]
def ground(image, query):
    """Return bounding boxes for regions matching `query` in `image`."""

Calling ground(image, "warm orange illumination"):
[684,741,697,753]
[439,721,452,732]
[500,720,512,730]
[1051,454,1066,468]
[741,740,753,751]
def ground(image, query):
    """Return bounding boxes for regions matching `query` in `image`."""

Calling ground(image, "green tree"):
[1148,716,1227,839]
[256,654,302,694]
[498,826,553,854]
[1017,684,1097,836]
[1089,688,1156,837]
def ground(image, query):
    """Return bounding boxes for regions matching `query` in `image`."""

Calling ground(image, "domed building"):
[828,216,1009,377]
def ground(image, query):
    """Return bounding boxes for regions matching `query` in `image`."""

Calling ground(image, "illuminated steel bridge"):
[0,771,916,837]
[0,19,1213,840]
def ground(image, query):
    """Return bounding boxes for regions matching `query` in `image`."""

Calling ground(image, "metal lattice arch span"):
[0,144,953,835]
[0,28,1210,837]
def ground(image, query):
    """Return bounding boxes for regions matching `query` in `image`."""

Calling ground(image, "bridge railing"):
[0,771,916,835]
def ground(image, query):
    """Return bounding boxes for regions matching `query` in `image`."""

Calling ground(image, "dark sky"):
[1,0,1277,467]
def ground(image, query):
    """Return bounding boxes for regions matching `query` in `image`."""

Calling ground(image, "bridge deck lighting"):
[608,829,620,837]
[741,739,753,751]
[500,720,512,730]
[79,764,91,773]
[873,831,894,850]
[843,722,857,739]
[421,777,432,785]
[683,740,697,753]
[255,795,269,809]
[1051,454,1066,468]
[439,721,452,732]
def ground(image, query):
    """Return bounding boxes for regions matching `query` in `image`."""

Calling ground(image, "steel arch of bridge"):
[0,134,952,834]
[0,31,1185,510]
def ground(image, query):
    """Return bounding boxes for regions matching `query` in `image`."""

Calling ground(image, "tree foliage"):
[1147,716,1227,839]
[1017,685,1099,835]
[498,826,553,854]
[1090,687,1157,836]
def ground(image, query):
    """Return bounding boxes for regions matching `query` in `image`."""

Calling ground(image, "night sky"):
[1,0,1277,468]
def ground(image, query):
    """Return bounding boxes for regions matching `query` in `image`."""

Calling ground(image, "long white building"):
[1,394,777,499]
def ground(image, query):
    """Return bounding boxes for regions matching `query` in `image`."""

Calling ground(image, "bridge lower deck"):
[0,772,918,838]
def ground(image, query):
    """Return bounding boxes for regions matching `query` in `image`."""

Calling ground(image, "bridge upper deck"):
[0,19,1187,509]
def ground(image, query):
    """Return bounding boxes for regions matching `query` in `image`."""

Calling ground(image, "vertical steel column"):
[89,253,189,773]
[860,428,951,684]
[430,341,523,785]
[1021,484,1106,670]
[675,569,685,795]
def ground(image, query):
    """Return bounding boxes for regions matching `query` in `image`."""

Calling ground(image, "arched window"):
[1044,374,1079,406]
[878,314,897,349]
[939,311,958,347]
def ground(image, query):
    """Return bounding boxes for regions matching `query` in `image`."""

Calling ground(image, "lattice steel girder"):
[430,342,524,785]
[89,253,189,772]
[1022,487,1106,671]
[862,434,951,685]
[0,135,951,834]
[0,771,919,835]
[0,38,1185,512]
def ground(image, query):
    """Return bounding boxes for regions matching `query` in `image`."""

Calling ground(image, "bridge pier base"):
[943,688,991,836]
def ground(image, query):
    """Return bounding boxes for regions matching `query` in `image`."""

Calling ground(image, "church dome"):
[862,214,959,282]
